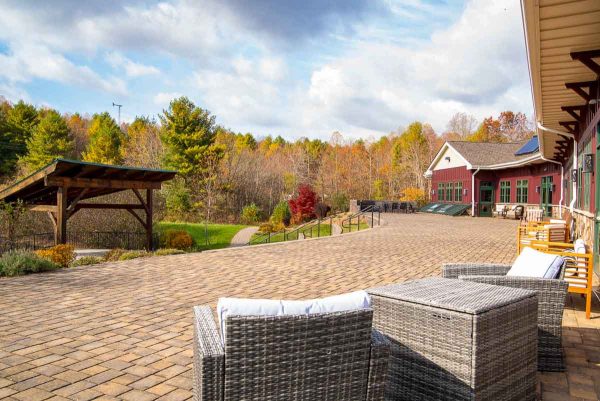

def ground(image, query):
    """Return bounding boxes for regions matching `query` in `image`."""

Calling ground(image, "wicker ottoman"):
[368,277,538,401]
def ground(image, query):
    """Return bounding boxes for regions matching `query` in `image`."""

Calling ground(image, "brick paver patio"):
[0,213,598,400]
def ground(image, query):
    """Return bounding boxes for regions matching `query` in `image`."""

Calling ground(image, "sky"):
[0,0,533,140]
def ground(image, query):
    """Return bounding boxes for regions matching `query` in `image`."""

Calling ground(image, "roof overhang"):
[521,0,600,161]
[0,159,177,205]
[471,153,545,170]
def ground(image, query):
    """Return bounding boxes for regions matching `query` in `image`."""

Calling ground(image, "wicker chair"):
[442,263,568,372]
[193,305,390,401]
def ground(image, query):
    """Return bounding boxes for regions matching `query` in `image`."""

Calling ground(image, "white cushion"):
[545,224,565,229]
[574,239,586,254]
[550,219,566,224]
[507,247,560,278]
[217,291,371,341]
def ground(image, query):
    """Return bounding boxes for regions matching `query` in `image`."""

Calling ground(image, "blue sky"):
[0,0,532,140]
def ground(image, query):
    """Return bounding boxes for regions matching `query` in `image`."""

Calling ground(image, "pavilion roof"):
[0,159,176,205]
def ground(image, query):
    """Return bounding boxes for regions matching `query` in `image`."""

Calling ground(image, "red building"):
[425,137,563,217]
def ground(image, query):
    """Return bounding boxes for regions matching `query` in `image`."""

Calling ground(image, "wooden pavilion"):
[0,159,177,250]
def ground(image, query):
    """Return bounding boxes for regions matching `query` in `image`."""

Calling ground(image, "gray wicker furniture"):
[442,263,568,372]
[368,277,538,401]
[193,305,390,401]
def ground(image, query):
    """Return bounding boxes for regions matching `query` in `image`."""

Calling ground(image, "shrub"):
[331,192,349,213]
[35,244,75,268]
[241,203,261,225]
[153,248,185,256]
[104,248,126,262]
[162,229,194,250]
[0,251,59,277]
[71,256,104,267]
[314,202,331,219]
[289,184,317,223]
[119,250,148,261]
[270,201,291,226]
[259,222,285,233]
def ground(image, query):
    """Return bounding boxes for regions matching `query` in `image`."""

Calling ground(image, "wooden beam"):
[0,164,58,201]
[66,188,89,217]
[45,176,162,190]
[146,189,153,251]
[73,203,146,210]
[28,204,57,213]
[126,209,147,228]
[565,81,596,101]
[131,189,150,214]
[561,106,583,121]
[56,187,67,245]
[571,49,600,75]
[47,212,57,231]
[559,121,579,134]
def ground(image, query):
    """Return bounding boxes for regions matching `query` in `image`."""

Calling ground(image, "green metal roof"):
[420,203,470,216]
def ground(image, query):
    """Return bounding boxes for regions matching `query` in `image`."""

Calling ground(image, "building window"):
[454,182,463,202]
[438,183,444,201]
[446,182,453,202]
[500,181,511,203]
[516,180,528,203]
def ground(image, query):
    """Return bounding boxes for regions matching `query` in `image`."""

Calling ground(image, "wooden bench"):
[526,240,594,319]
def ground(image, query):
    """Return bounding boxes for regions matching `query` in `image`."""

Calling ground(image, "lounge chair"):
[193,298,390,400]
[442,256,568,372]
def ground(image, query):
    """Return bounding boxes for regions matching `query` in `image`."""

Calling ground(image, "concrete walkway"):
[229,226,259,247]
[0,214,597,400]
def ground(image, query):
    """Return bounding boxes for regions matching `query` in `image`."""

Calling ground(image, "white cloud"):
[0,44,127,96]
[106,52,159,78]
[300,0,531,135]
[153,92,182,107]
[193,57,290,128]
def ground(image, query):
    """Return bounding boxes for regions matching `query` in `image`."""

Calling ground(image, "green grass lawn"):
[156,222,248,251]
[250,221,333,245]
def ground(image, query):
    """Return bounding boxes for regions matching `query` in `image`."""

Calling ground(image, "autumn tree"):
[289,184,317,223]
[123,116,163,168]
[82,112,124,164]
[467,112,533,143]
[20,109,74,172]
[392,122,430,191]
[445,112,477,139]
[65,113,90,158]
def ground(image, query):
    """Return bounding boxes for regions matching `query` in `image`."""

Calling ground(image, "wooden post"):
[146,189,153,251]
[56,186,67,244]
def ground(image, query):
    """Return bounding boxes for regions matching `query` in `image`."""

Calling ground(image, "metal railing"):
[248,207,380,245]
[0,232,54,253]
[341,205,381,233]
[0,231,157,254]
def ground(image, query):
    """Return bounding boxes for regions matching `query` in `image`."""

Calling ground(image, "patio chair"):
[527,239,594,319]
[193,305,390,401]
[517,221,568,254]
[442,260,568,371]
[525,208,544,222]
[494,204,508,218]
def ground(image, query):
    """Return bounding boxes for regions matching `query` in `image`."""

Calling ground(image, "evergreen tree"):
[82,112,124,164]
[1,101,38,175]
[159,96,225,221]
[20,110,74,171]
[160,96,219,176]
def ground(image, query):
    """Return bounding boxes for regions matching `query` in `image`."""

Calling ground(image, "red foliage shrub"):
[288,184,317,223]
